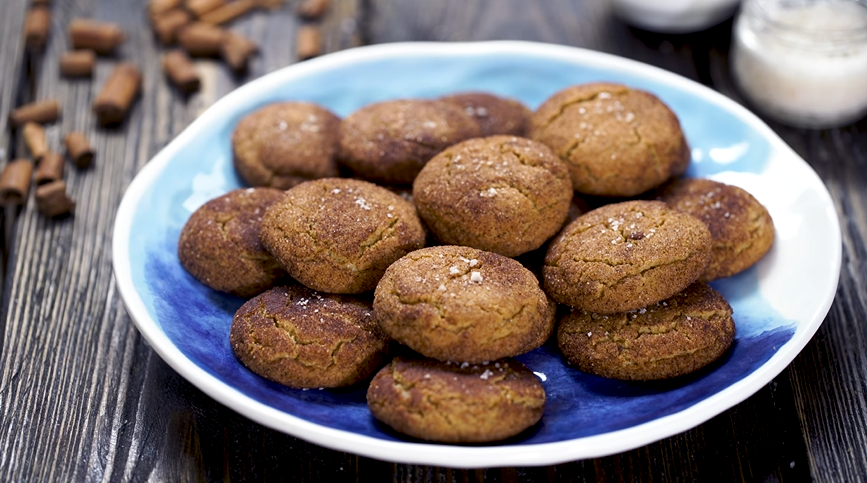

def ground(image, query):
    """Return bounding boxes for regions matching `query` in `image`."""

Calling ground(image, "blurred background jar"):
[731,0,867,128]
[611,0,741,33]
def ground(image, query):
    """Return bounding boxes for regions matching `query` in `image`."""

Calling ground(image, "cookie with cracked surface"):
[529,82,690,197]
[232,101,341,188]
[367,355,546,443]
[177,187,287,298]
[374,245,556,363]
[544,200,712,313]
[413,136,572,257]
[657,178,775,281]
[558,282,735,380]
[230,285,390,388]
[337,99,481,185]
[439,92,532,136]
[259,178,426,294]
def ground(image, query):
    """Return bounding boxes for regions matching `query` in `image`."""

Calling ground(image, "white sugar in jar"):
[732,0,867,128]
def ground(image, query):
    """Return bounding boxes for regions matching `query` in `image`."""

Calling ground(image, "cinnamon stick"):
[24,6,51,53]
[35,151,64,186]
[162,50,200,93]
[69,19,126,55]
[64,132,95,168]
[93,63,142,126]
[9,99,61,127]
[0,160,34,206]
[35,180,75,217]
[59,50,96,77]
[22,122,48,162]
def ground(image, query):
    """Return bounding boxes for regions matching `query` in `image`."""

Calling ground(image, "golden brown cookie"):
[177,187,287,298]
[439,92,531,136]
[412,135,573,257]
[529,82,690,197]
[337,99,481,185]
[230,285,390,388]
[232,101,341,188]
[657,178,775,281]
[374,245,556,363]
[557,282,735,380]
[367,355,546,443]
[259,178,426,294]
[544,200,711,313]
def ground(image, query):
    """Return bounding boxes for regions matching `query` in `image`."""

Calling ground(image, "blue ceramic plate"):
[113,41,841,467]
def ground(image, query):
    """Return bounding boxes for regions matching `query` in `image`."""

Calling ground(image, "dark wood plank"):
[0,0,363,481]
[0,0,30,305]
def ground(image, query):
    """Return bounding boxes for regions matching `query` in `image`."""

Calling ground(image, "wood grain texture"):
[0,0,865,481]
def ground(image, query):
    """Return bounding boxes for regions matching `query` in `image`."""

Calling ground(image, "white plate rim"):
[112,40,842,468]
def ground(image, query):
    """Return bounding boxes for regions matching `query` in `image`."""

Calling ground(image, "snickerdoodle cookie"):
[259,178,426,294]
[529,82,690,197]
[232,101,341,188]
[544,200,711,313]
[412,136,573,257]
[230,285,390,388]
[337,99,481,184]
[440,92,532,136]
[374,245,556,363]
[178,187,287,298]
[367,355,546,442]
[657,178,775,281]
[558,282,735,380]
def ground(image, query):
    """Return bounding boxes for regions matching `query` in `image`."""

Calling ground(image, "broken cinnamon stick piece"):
[296,0,329,19]
[35,151,64,186]
[64,132,95,169]
[0,160,34,206]
[199,0,256,25]
[177,22,225,56]
[9,99,61,127]
[162,50,200,93]
[35,180,75,217]
[59,50,96,77]
[186,0,226,18]
[221,30,258,73]
[24,6,51,52]
[153,9,192,44]
[296,25,321,60]
[149,0,184,20]
[69,19,126,55]
[22,122,48,163]
[93,62,142,126]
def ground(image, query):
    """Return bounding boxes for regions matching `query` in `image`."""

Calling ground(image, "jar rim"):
[752,0,867,37]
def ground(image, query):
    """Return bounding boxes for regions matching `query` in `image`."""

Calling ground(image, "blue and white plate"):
[113,41,841,467]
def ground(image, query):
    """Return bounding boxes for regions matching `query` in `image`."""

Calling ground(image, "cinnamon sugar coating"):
[337,99,481,185]
[558,282,735,380]
[544,200,711,313]
[439,92,531,136]
[413,135,572,257]
[529,82,690,197]
[374,245,556,363]
[177,187,287,298]
[367,355,545,442]
[657,178,775,281]
[259,178,426,294]
[231,285,390,388]
[232,101,341,188]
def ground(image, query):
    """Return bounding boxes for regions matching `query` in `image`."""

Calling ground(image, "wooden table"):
[1,1,865,481]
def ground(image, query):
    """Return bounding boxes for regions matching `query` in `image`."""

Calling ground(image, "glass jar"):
[731,0,867,128]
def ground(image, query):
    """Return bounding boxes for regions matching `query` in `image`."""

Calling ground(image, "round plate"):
[112,41,841,468]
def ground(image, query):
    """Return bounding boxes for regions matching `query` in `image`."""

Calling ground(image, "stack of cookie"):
[175,82,775,443]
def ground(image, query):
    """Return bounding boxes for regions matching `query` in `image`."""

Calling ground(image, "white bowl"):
[612,0,741,33]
